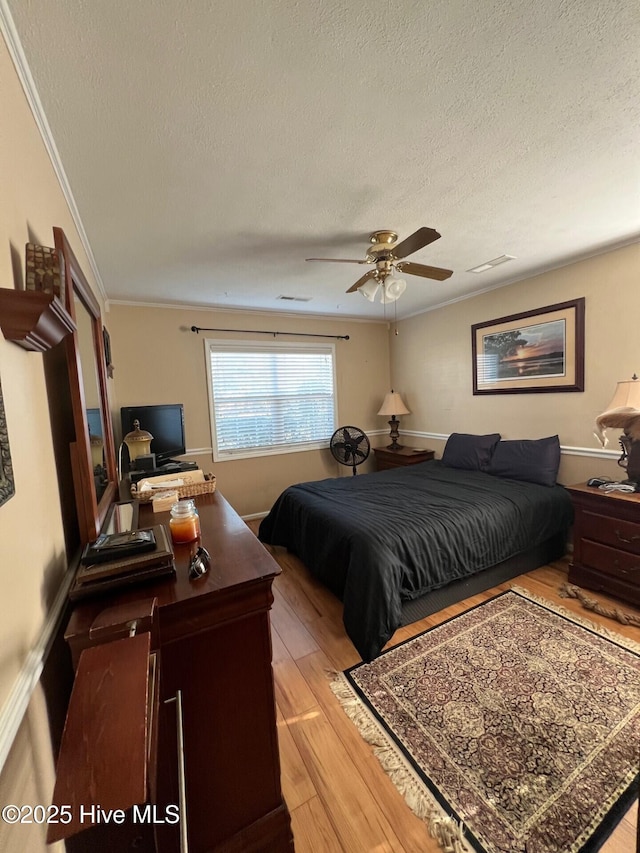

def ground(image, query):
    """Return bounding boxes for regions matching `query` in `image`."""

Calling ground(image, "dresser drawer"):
[581,539,640,583]
[581,510,640,556]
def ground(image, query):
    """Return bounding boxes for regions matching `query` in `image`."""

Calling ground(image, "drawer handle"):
[165,690,189,853]
[615,529,640,545]
[613,559,640,575]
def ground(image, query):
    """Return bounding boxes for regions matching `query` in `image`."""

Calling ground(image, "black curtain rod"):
[190,325,349,340]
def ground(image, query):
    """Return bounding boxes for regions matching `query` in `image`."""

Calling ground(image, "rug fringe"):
[330,673,472,853]
[558,582,640,628]
[510,585,640,655]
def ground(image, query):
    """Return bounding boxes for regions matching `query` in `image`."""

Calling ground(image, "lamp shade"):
[380,278,406,303]
[358,280,380,302]
[594,375,640,447]
[377,391,410,417]
[604,376,640,411]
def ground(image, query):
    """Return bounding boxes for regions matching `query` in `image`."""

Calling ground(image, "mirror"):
[74,295,108,504]
[54,227,117,543]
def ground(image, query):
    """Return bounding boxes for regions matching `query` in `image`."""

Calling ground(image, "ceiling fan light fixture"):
[327,227,452,296]
[358,280,380,301]
[380,278,406,303]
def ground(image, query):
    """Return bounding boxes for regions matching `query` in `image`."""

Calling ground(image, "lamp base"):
[619,434,640,484]
[627,440,640,483]
[387,416,403,450]
[133,453,157,471]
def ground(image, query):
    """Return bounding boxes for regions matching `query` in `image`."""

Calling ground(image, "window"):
[206,340,337,460]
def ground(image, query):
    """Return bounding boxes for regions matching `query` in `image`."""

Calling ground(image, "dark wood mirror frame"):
[53,228,117,543]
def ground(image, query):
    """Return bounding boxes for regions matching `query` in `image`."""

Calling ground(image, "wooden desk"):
[64,492,293,852]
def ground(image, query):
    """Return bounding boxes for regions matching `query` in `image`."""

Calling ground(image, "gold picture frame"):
[472,298,585,395]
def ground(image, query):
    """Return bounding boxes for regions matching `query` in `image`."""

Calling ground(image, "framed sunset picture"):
[472,298,585,394]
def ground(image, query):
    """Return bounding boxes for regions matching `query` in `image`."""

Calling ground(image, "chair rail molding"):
[401,431,620,461]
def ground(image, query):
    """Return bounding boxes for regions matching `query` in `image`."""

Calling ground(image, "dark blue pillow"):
[489,435,561,487]
[441,433,501,472]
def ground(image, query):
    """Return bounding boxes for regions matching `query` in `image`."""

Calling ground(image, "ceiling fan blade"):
[396,261,453,281]
[346,270,378,293]
[391,227,441,260]
[306,257,369,264]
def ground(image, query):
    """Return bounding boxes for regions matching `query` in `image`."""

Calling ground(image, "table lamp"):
[378,391,410,450]
[594,374,640,483]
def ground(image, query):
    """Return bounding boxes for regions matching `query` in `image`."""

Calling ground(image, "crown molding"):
[0,2,108,304]
[107,297,386,325]
[401,236,640,321]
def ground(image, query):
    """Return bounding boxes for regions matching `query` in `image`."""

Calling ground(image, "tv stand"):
[129,460,199,483]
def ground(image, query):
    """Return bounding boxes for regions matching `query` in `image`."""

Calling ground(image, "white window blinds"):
[206,340,337,459]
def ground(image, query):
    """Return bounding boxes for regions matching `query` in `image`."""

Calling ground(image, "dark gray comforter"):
[259,460,574,661]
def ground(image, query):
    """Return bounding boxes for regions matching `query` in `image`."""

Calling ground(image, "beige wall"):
[0,29,106,848]
[0,32,104,707]
[1,8,637,845]
[108,304,390,515]
[389,243,639,485]
[0,688,63,853]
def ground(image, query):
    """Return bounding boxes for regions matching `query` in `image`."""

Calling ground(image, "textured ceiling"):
[4,0,640,319]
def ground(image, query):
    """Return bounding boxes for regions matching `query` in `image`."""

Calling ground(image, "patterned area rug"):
[331,588,640,853]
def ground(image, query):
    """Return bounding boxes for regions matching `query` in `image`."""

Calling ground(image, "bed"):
[259,437,574,661]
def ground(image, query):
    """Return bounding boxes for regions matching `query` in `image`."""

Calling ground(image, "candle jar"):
[169,499,201,544]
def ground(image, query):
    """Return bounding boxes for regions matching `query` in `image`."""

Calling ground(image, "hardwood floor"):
[247,520,640,853]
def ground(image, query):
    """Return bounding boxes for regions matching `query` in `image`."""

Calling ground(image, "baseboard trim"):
[242,511,268,522]
[0,569,75,773]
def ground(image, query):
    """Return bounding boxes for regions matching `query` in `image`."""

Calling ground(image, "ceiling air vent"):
[276,295,312,302]
[467,255,516,273]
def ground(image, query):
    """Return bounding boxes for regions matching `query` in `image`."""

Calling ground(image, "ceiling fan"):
[306,227,453,302]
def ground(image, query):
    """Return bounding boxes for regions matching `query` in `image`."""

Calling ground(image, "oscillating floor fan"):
[330,426,370,476]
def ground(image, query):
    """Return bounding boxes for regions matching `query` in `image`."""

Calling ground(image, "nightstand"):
[566,483,640,607]
[373,446,435,471]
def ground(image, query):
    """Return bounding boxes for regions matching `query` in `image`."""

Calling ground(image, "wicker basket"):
[131,473,217,503]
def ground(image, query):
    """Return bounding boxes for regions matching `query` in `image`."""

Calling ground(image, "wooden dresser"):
[373,446,435,471]
[59,492,293,852]
[566,483,640,607]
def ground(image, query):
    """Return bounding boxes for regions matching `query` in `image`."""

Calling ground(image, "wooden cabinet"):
[63,492,293,852]
[566,483,640,606]
[49,629,159,851]
[373,446,435,471]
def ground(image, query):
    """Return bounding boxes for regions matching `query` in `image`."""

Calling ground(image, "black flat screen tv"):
[121,403,186,467]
